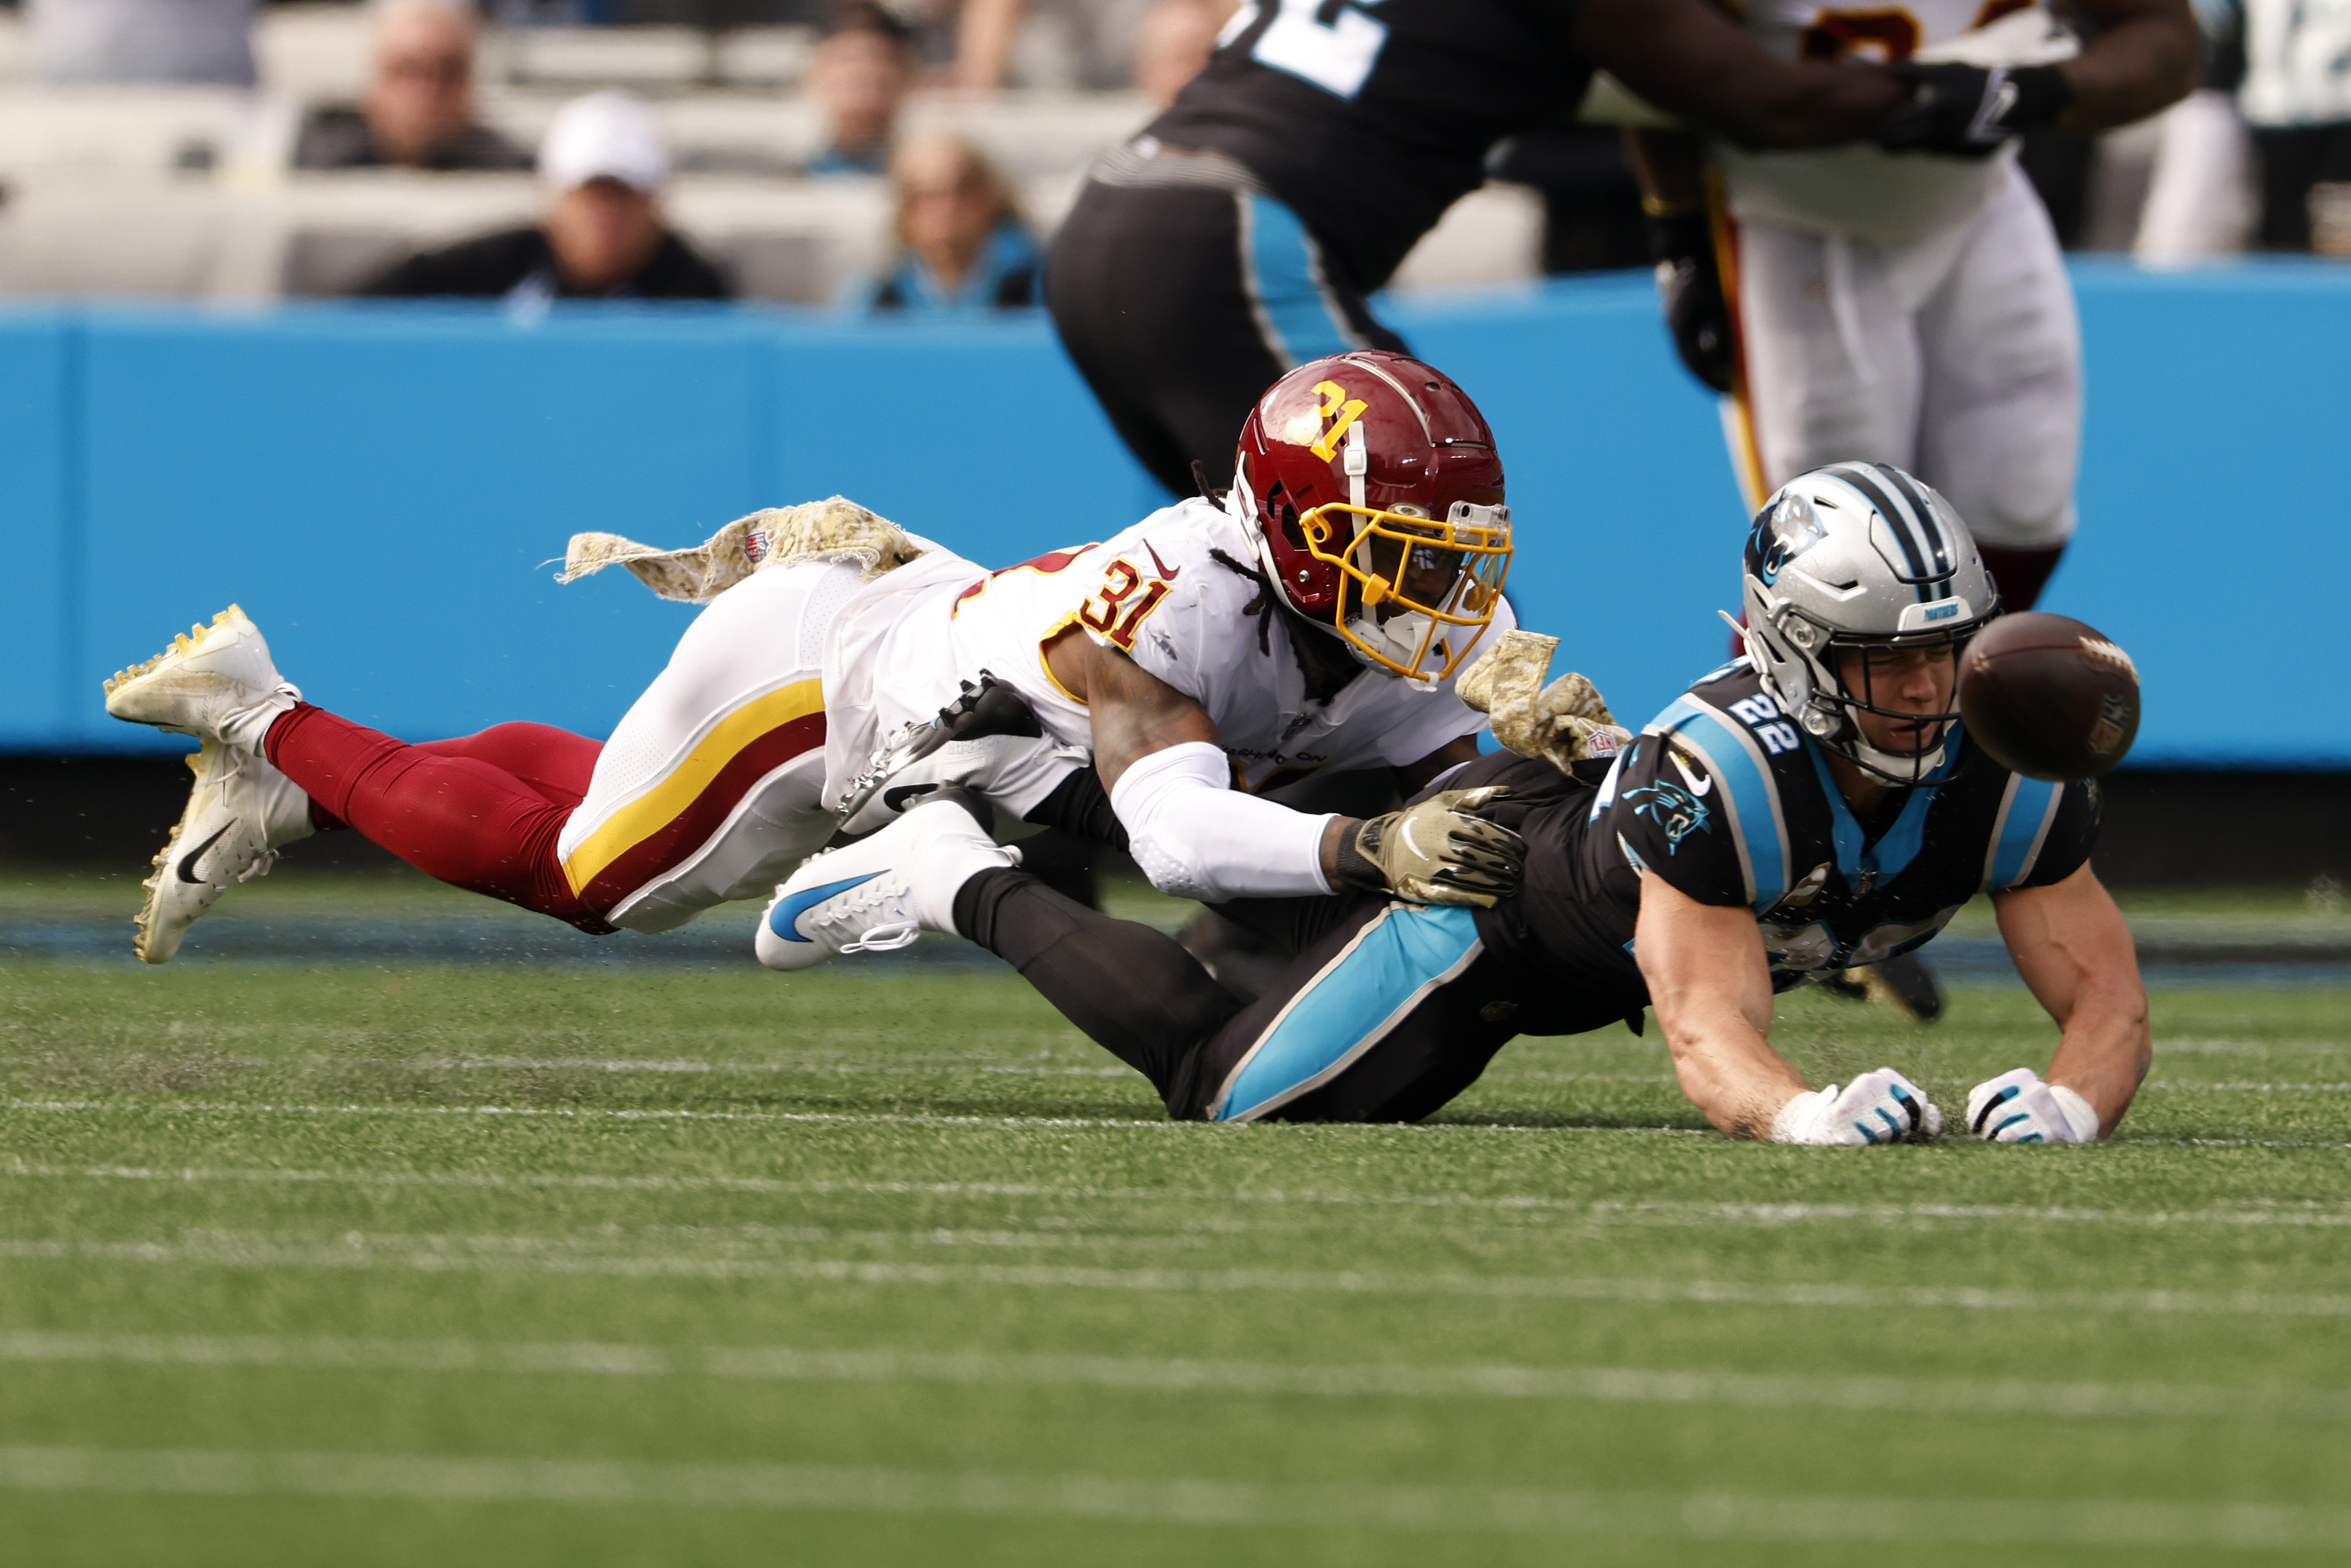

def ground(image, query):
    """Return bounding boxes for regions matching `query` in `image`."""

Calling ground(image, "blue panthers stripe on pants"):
[1210,903,1484,1123]
[1240,191,1364,366]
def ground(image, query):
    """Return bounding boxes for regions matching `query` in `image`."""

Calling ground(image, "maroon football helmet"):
[1230,351,1511,682]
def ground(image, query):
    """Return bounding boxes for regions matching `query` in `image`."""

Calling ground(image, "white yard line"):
[10,1160,2351,1229]
[5,1234,2349,1316]
[0,1446,2343,1546]
[0,1054,1133,1079]
[2142,1082,2351,1092]
[0,1099,1705,1137]
[0,1329,2343,1424]
[0,1099,1177,1131]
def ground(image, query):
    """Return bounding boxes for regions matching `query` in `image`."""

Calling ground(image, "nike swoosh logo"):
[1670,751,1713,798]
[1142,541,1181,581]
[769,871,886,943]
[176,825,233,884]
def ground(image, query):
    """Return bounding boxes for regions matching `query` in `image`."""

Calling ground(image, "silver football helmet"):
[1737,462,1997,785]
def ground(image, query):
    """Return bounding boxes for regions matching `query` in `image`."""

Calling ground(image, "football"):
[1959,612,2141,781]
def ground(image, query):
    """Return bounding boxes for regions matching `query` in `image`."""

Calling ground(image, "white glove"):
[1966,1068,2100,1144]
[1770,1068,1943,1145]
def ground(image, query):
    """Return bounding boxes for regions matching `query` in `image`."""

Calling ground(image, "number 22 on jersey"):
[1243,0,1391,100]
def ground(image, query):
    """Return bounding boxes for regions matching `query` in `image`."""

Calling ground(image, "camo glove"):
[1334,787,1526,907]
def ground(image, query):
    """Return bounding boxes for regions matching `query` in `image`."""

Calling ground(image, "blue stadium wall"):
[3,261,2343,764]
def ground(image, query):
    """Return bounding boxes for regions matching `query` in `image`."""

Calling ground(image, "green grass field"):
[4,867,2350,1564]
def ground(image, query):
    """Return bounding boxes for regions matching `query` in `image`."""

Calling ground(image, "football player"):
[100,352,1526,964]
[790,461,2147,1145]
[1632,0,2199,612]
[1049,0,1952,501]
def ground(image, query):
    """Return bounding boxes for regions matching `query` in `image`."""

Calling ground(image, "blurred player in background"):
[1048,0,1935,501]
[801,463,2147,1145]
[100,353,1524,969]
[1632,0,2199,613]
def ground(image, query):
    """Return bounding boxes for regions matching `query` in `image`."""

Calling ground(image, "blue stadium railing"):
[5,260,2345,764]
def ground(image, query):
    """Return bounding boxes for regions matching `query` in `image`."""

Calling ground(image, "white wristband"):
[2049,1084,2101,1142]
[1107,741,1336,903]
[1769,1087,1834,1145]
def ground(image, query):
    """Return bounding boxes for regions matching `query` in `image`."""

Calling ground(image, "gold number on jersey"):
[1078,558,1174,651]
[1798,6,1921,62]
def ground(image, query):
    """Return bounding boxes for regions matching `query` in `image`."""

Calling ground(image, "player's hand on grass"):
[1871,62,2074,159]
[1966,1067,2100,1144]
[1645,210,1733,395]
[1770,1068,1943,1145]
[1338,786,1526,908]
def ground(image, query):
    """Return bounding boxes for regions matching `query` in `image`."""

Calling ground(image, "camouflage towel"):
[1456,629,1633,774]
[558,496,925,604]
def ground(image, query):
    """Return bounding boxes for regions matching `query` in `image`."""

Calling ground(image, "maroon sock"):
[265,705,614,933]
[1977,544,2066,612]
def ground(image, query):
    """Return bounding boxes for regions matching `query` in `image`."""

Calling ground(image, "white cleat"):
[838,734,1089,836]
[756,791,1020,972]
[133,743,316,965]
[103,605,301,754]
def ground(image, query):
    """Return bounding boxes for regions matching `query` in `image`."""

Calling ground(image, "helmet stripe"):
[1874,464,1952,578]
[1824,464,1933,602]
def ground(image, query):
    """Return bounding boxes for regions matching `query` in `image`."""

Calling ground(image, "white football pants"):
[556,559,862,933]
[1723,164,2082,552]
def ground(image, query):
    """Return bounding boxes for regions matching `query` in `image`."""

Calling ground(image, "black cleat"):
[1861,953,1945,1023]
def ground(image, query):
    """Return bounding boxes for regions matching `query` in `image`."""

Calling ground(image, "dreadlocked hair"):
[1209,547,1276,657]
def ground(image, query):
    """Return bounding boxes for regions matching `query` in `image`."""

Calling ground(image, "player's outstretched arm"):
[1637,872,1804,1137]
[1874,0,2198,157]
[1573,0,1906,149]
[2059,0,2202,131]
[1637,872,1942,1143]
[1051,631,1520,905]
[1984,863,2151,1141]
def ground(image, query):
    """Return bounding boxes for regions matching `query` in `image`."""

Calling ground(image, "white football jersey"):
[1713,2,2069,244]
[821,497,1504,805]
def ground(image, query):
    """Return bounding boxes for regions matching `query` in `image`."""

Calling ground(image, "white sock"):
[252,755,316,848]
[217,685,301,760]
[908,818,1020,934]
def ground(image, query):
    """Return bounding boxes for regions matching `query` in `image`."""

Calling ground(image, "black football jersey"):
[1146,0,1591,290]
[1461,660,2103,1031]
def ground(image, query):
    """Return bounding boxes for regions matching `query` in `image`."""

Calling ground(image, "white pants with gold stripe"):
[555,560,868,932]
[1723,166,2081,552]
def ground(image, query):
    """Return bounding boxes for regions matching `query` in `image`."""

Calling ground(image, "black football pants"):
[1045,176,1405,498]
[954,867,1515,1123]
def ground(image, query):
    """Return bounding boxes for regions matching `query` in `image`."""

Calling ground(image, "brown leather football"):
[1959,612,2141,781]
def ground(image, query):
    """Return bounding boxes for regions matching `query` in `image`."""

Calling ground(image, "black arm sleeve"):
[1022,767,1131,853]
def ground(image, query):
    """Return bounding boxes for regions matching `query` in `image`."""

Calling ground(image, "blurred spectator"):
[804,4,918,177]
[25,0,256,86]
[2239,0,2351,249]
[847,133,1040,312]
[295,1,532,174]
[360,92,730,302]
[1131,0,1237,109]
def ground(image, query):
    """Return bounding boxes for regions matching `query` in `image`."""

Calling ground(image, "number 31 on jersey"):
[1078,558,1175,651]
